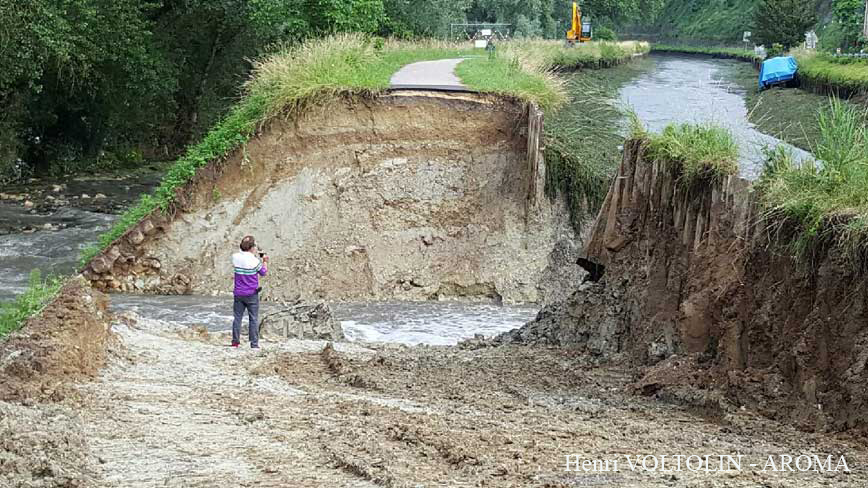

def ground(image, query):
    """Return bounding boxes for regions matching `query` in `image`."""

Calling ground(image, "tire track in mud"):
[74,314,868,487]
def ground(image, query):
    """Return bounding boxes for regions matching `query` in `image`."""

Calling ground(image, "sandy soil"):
[56,314,868,487]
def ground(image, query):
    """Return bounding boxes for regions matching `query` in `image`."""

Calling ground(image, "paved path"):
[389,58,468,91]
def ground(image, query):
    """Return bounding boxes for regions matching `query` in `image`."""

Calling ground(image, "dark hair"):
[240,235,256,251]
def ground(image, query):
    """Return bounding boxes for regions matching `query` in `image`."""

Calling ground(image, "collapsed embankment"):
[0,278,112,486]
[81,92,579,303]
[503,138,868,435]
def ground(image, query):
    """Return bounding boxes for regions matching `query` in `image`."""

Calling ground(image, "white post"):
[863,0,868,40]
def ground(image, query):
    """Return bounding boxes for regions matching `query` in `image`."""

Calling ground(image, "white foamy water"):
[109,294,538,346]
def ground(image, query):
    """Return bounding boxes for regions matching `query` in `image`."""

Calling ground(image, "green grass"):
[456,56,566,111]
[543,57,656,229]
[757,98,868,262]
[794,49,868,94]
[0,271,63,339]
[644,123,739,187]
[651,44,760,62]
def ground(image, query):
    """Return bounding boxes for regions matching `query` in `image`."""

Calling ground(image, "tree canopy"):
[752,0,818,48]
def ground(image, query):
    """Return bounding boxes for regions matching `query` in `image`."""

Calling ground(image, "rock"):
[127,229,145,245]
[81,194,91,199]
[140,219,156,235]
[259,303,345,341]
[42,223,53,230]
[94,193,107,200]
[52,184,64,192]
[459,333,495,350]
[90,255,112,274]
[23,200,34,209]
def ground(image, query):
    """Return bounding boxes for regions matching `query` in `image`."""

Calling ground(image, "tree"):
[753,0,818,49]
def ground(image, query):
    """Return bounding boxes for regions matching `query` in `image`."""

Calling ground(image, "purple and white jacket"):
[232,251,267,296]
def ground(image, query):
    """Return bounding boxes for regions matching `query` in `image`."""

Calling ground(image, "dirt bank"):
[504,138,868,436]
[60,314,868,486]
[0,277,112,487]
[82,92,579,304]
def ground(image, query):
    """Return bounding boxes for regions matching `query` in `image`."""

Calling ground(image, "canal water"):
[618,54,812,179]
[0,54,813,344]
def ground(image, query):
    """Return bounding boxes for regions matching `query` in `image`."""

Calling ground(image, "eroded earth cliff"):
[83,92,579,303]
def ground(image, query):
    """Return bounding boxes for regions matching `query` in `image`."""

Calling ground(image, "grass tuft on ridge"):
[645,123,739,187]
[757,98,868,262]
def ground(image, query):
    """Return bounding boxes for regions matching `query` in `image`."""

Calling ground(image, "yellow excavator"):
[565,1,592,44]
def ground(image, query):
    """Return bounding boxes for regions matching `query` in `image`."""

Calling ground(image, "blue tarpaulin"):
[759,56,798,89]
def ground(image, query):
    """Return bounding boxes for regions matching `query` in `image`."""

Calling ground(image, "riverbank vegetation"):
[651,44,759,61]
[503,40,650,70]
[795,50,868,94]
[758,99,868,261]
[543,57,655,229]
[0,271,62,339]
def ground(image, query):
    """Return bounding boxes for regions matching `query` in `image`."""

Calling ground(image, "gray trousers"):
[232,294,259,347]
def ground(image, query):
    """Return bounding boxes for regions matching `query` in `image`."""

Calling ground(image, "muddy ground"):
[5,309,867,488]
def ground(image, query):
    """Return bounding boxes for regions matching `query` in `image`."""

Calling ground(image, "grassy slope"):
[720,53,867,154]
[641,0,756,43]
[794,49,868,93]
[0,271,62,339]
[542,57,656,229]
[758,99,868,262]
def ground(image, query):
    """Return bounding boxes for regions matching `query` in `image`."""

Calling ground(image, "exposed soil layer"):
[82,92,579,304]
[0,278,112,488]
[0,277,112,404]
[62,315,868,486]
[504,139,868,436]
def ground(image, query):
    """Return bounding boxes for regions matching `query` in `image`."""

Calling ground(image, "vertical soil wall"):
[505,139,868,434]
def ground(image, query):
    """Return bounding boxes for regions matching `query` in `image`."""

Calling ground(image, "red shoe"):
[231,342,240,348]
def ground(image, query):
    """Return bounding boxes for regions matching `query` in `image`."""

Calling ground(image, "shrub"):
[594,26,617,41]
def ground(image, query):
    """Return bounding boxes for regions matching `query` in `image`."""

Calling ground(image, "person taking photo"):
[231,235,268,348]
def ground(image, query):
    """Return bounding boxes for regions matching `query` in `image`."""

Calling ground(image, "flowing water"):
[0,204,116,301]
[109,294,538,346]
[1,55,813,343]
[619,54,812,179]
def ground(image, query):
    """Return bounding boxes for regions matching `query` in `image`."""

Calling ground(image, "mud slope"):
[504,139,868,435]
[83,92,578,303]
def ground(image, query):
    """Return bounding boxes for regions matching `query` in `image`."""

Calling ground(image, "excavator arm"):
[565,2,592,43]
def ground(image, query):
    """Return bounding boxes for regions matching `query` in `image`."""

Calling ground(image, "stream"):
[1,55,813,344]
